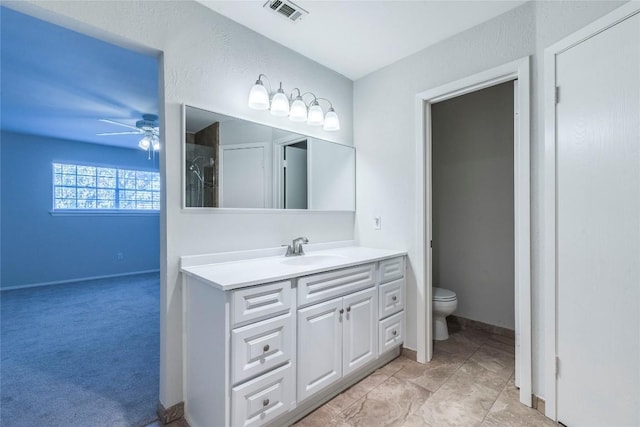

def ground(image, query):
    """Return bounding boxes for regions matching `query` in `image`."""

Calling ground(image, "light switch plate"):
[373,216,381,230]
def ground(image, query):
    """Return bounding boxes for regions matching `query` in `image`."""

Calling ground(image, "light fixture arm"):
[256,73,273,94]
[300,91,319,107]
[290,88,303,99]
[315,97,334,109]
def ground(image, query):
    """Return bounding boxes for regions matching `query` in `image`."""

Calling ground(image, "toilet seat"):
[433,287,457,302]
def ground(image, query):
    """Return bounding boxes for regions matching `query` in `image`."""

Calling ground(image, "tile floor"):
[294,327,554,427]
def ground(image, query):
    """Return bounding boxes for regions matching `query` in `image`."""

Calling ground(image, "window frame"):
[50,161,160,216]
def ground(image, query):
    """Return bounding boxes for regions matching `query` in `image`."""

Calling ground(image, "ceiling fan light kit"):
[248,74,340,131]
[97,113,160,159]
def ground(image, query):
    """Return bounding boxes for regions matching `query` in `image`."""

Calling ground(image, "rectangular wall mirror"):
[182,105,355,211]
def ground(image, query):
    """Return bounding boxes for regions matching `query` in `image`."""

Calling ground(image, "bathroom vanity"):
[180,242,406,427]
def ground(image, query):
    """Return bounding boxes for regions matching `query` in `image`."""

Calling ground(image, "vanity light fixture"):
[306,99,324,126]
[289,89,308,122]
[248,75,270,110]
[247,74,340,131]
[270,82,290,117]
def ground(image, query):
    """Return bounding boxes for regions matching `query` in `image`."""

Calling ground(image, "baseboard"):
[157,401,185,424]
[0,269,160,291]
[448,315,515,339]
[532,394,547,418]
[401,346,418,361]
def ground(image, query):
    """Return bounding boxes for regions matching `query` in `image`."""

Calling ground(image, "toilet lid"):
[433,287,457,301]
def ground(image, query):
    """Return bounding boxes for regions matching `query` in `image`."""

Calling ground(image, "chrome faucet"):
[285,237,309,257]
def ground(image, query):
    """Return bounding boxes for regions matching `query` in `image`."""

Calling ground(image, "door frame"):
[415,56,532,406]
[543,3,640,420]
[273,136,309,209]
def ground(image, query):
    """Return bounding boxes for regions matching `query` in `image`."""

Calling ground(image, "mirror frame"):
[181,103,356,213]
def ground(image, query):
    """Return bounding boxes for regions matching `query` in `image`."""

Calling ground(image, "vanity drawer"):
[379,257,404,283]
[297,263,376,307]
[378,278,405,319]
[379,311,404,354]
[232,312,293,385]
[232,362,293,427]
[232,280,292,326]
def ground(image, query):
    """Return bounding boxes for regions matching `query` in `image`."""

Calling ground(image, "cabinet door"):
[297,297,343,401]
[343,287,378,376]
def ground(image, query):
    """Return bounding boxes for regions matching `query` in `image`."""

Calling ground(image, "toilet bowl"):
[433,287,458,341]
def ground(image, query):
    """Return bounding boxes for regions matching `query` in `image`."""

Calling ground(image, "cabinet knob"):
[263,344,270,352]
[263,398,270,407]
[392,330,397,336]
[339,308,344,314]
[346,306,351,312]
[392,296,397,302]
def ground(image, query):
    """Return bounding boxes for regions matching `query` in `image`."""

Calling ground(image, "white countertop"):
[180,245,406,291]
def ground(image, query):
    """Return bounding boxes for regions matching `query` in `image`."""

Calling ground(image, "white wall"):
[354,1,624,399]
[219,119,272,146]
[6,0,354,408]
[432,82,515,330]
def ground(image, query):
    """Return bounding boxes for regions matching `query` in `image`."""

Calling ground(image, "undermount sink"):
[280,254,346,266]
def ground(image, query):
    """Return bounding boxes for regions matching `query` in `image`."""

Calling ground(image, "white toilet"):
[433,287,458,340]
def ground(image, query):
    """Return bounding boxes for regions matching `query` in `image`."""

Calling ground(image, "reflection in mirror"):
[184,105,355,211]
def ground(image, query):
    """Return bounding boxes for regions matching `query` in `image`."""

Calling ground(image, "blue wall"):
[1,131,160,289]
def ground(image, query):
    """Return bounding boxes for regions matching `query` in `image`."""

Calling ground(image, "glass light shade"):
[323,108,340,131]
[152,136,160,151]
[307,102,324,126]
[248,81,270,110]
[289,97,307,122]
[138,136,151,150]
[270,90,290,117]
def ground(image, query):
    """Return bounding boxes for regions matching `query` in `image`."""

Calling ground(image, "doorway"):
[431,81,515,339]
[415,57,532,406]
[274,137,309,209]
[0,6,162,426]
[283,141,308,209]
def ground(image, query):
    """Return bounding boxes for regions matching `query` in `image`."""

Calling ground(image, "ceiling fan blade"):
[99,119,140,131]
[96,131,143,136]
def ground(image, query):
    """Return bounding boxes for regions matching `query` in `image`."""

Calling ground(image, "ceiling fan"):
[97,113,160,153]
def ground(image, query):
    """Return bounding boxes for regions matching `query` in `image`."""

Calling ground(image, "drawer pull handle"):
[263,344,270,352]
[346,306,351,313]
[339,308,344,314]
[392,296,397,302]
[263,398,270,407]
[392,330,397,336]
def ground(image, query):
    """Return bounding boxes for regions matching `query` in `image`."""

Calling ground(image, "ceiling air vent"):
[263,0,308,23]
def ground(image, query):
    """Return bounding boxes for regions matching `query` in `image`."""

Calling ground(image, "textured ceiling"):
[0,6,159,149]
[197,0,527,80]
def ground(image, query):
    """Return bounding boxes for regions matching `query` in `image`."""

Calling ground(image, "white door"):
[556,12,639,426]
[284,143,307,209]
[343,288,377,376]
[297,297,342,401]
[221,146,265,208]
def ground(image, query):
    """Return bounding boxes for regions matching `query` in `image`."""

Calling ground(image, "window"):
[53,163,160,210]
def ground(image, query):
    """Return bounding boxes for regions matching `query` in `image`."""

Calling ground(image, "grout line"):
[478,346,516,425]
[479,374,510,425]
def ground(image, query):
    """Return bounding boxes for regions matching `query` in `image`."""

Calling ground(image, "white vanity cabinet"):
[181,247,406,427]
